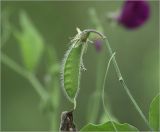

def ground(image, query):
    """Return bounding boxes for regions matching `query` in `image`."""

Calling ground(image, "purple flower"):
[94,39,103,52]
[118,0,150,29]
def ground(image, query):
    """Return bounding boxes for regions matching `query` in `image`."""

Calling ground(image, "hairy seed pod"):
[62,40,86,103]
[61,28,105,105]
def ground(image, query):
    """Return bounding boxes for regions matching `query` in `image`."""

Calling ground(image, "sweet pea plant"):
[1,0,159,131]
[60,1,159,131]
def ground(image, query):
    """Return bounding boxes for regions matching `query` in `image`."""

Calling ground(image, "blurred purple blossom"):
[94,39,103,52]
[118,0,150,29]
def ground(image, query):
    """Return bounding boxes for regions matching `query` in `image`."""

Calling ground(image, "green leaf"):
[15,11,44,71]
[149,94,160,131]
[100,113,118,124]
[43,45,60,112]
[62,42,85,102]
[80,121,139,131]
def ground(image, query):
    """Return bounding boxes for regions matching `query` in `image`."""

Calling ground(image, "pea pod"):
[62,41,85,103]
[61,28,105,106]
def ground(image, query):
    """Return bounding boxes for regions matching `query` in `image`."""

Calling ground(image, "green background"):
[1,1,159,131]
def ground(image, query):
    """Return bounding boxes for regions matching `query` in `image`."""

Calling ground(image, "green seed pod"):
[61,28,105,107]
[62,41,85,103]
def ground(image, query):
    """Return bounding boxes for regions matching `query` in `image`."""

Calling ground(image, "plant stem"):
[87,51,106,122]
[48,75,60,130]
[87,8,106,123]
[102,52,117,131]
[1,53,49,101]
[105,39,151,127]
[89,8,151,130]
[105,39,151,129]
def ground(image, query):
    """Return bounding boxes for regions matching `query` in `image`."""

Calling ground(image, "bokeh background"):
[1,1,159,131]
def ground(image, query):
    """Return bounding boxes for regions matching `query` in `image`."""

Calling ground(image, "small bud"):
[94,39,103,52]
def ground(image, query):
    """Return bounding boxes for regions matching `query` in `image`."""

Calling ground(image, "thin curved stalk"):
[87,8,107,123]
[104,39,151,130]
[102,52,117,131]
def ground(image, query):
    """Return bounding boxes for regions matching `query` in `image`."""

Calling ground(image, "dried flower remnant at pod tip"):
[76,29,105,52]
[71,28,106,44]
[118,0,150,29]
[59,110,77,132]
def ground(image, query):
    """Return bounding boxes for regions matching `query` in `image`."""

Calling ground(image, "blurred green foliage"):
[15,11,44,71]
[149,94,160,131]
[1,1,159,131]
